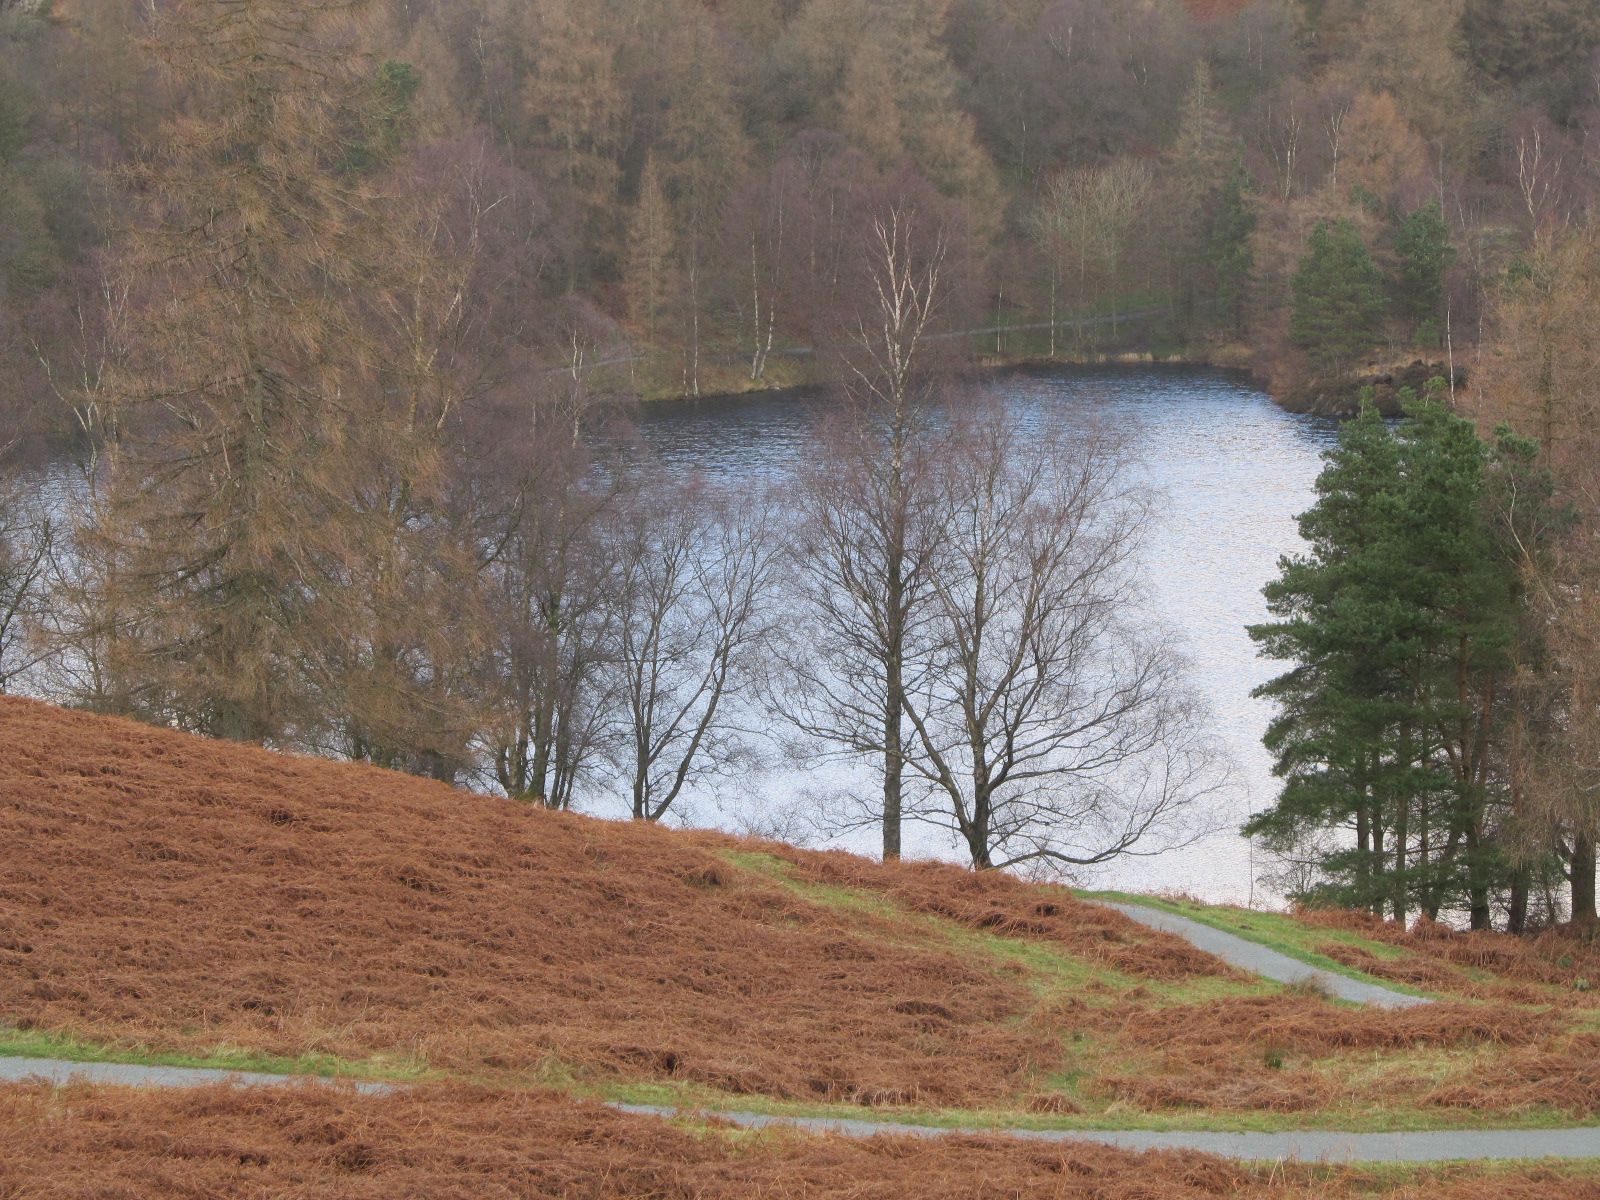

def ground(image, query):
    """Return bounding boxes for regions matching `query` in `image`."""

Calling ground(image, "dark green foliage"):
[1209,162,1255,334]
[342,60,422,174]
[1290,221,1386,376]
[0,172,59,296]
[1248,385,1526,923]
[1393,203,1453,333]
[0,73,27,164]
[1460,0,1600,119]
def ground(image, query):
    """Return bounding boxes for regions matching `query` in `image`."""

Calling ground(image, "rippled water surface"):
[631,366,1340,905]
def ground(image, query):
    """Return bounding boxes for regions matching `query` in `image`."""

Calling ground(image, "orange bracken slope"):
[0,696,1220,1106]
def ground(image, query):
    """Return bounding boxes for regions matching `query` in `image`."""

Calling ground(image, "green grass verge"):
[0,1024,433,1083]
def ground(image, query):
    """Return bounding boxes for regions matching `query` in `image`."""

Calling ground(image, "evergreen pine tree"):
[1209,162,1256,335]
[1393,201,1453,338]
[1248,401,1414,914]
[1249,386,1521,923]
[1168,63,1237,331]
[1290,219,1387,376]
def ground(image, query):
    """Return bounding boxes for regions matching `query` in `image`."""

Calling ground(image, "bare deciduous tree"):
[1515,123,1569,249]
[609,476,779,822]
[1031,159,1153,355]
[478,383,621,809]
[0,465,52,693]
[901,405,1229,872]
[779,206,947,861]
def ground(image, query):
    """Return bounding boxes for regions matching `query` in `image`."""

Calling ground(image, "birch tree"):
[781,206,947,860]
[0,467,50,693]
[609,477,780,822]
[901,406,1228,871]
[1031,159,1153,355]
[479,382,621,809]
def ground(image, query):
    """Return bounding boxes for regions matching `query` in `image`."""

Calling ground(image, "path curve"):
[612,1103,1600,1164]
[3,1055,1596,1163]
[1095,900,1431,1008]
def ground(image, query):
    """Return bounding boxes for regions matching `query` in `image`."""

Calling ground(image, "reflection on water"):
[630,366,1340,906]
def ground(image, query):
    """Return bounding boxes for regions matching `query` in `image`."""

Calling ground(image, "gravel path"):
[4,1056,1596,1162]
[1095,900,1432,1008]
[612,1104,1600,1163]
[0,1055,391,1093]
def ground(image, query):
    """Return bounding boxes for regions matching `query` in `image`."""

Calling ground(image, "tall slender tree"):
[83,0,453,746]
[782,207,946,860]
[625,155,675,346]
[657,12,748,397]
[1471,226,1600,923]
[521,0,624,280]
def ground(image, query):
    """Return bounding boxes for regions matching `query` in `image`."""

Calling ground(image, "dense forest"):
[3,0,1600,930]
[0,0,1597,418]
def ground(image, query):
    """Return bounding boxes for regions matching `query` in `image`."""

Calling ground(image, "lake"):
[26,364,1340,905]
[629,365,1341,906]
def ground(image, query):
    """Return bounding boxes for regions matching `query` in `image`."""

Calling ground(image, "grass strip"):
[595,1076,1590,1136]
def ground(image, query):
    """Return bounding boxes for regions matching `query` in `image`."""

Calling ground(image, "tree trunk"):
[1509,867,1530,935]
[1466,828,1492,932]
[1355,793,1372,906]
[1573,831,1598,926]
[882,674,902,861]
[1048,268,1058,359]
[1371,822,1386,918]
[882,553,904,862]
[1393,795,1408,927]
[966,787,992,869]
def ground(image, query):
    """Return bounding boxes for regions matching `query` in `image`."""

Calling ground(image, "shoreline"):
[655,346,1460,419]
[636,344,1268,410]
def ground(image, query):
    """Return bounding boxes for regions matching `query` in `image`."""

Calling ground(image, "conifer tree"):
[1249,388,1521,924]
[1209,163,1256,335]
[1393,201,1453,337]
[657,12,748,396]
[1290,219,1387,376]
[84,0,457,749]
[1248,402,1411,914]
[1472,227,1600,924]
[838,40,903,168]
[522,0,624,278]
[626,155,676,347]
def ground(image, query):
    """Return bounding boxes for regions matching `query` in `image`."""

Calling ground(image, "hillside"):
[0,696,1231,1108]
[5,696,1600,1136]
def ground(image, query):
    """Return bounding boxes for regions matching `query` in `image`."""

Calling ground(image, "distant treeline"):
[1,0,1598,418]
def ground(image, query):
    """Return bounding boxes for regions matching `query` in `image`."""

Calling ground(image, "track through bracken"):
[777,849,1247,981]
[1299,908,1600,1000]
[2,1082,1598,1199]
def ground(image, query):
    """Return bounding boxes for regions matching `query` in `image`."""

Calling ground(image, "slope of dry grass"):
[5,695,1600,1130]
[0,696,1225,1108]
